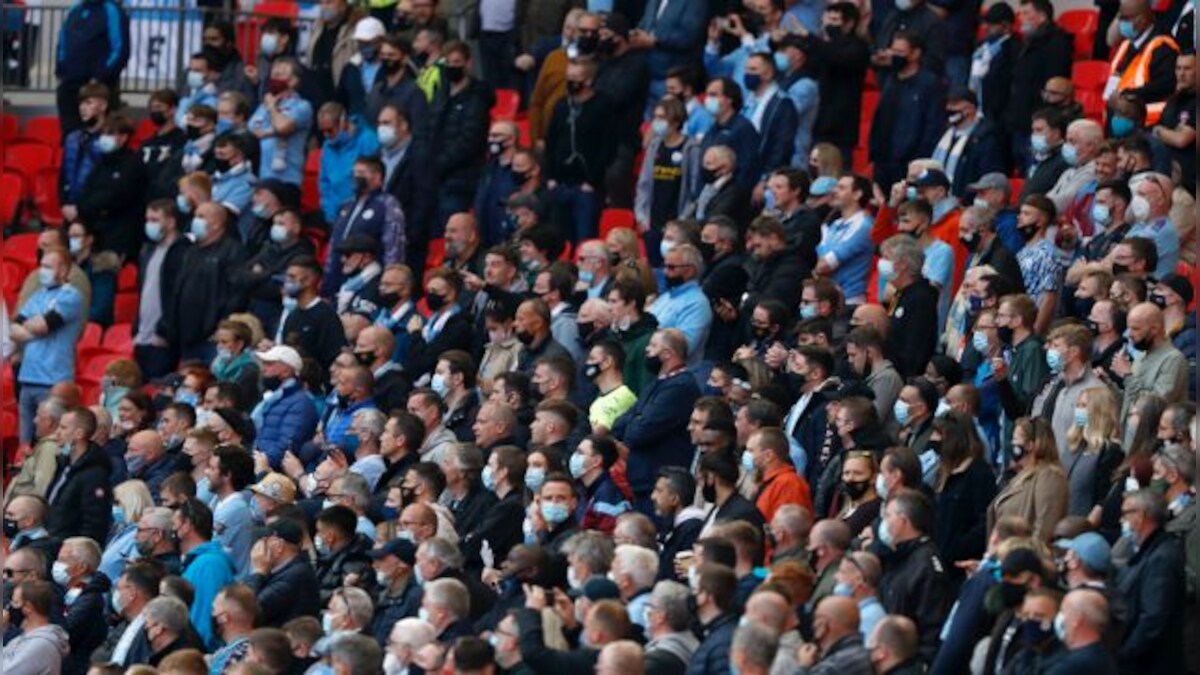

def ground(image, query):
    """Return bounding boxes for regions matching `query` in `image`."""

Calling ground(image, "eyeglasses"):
[3,569,35,578]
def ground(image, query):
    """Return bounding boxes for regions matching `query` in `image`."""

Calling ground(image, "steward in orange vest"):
[1105,4,1179,126]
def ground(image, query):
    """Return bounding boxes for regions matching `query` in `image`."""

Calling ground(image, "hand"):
[482,567,503,588]
[553,589,577,628]
[798,643,820,668]
[580,182,595,193]
[1111,350,1133,377]
[732,344,756,362]
[281,451,304,480]
[781,13,807,36]
[674,553,695,579]
[888,179,907,207]
[726,13,747,37]
[629,29,656,49]
[636,218,650,234]
[250,539,272,575]
[764,342,788,370]
[990,357,1008,381]
[480,539,495,570]
[257,338,275,351]
[751,182,766,205]
[524,583,548,610]
[514,54,536,71]
[406,314,424,334]
[871,48,893,67]
[263,92,277,109]
[955,559,981,575]
[614,440,630,461]
[858,524,876,549]
[253,450,271,475]
[327,447,349,470]
[61,205,78,222]
[461,271,484,292]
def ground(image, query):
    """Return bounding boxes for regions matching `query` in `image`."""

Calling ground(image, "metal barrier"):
[1,2,316,96]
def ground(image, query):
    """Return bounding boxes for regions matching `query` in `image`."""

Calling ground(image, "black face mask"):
[511,168,530,184]
[1074,297,1095,322]
[997,325,1014,345]
[959,233,979,252]
[214,158,232,173]
[1110,263,1129,277]
[664,274,684,289]
[584,362,601,380]
[645,354,663,373]
[354,351,374,367]
[6,604,24,628]
[825,25,843,39]
[1018,619,1054,645]
[576,34,598,54]
[752,326,771,340]
[383,59,404,75]
[1132,334,1154,351]
[2,518,19,538]
[701,482,717,503]
[149,110,168,126]
[1149,293,1168,309]
[1017,224,1038,242]
[354,176,370,194]
[566,80,584,96]
[425,292,447,312]
[842,480,869,499]
[516,330,536,346]
[998,581,1027,608]
[443,65,465,83]
[186,125,204,140]
[1085,319,1101,335]
[578,321,596,343]
[701,167,718,184]
[379,292,400,307]
[261,376,282,391]
[597,37,617,56]
[698,241,716,261]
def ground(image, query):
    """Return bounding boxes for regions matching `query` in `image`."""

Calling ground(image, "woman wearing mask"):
[830,450,882,538]
[211,319,261,406]
[1093,392,1165,539]
[114,391,156,440]
[98,480,154,582]
[1063,386,1123,518]
[968,308,1004,467]
[931,411,996,575]
[478,302,522,393]
[986,417,1068,543]
[183,427,220,506]
[405,269,473,381]
[635,97,701,267]
[99,359,143,421]
[524,446,567,497]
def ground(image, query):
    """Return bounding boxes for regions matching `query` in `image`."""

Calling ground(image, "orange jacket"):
[528,48,570,144]
[755,465,813,523]
[1109,34,1180,126]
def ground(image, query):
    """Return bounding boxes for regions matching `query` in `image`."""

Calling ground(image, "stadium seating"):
[21,116,61,147]
[33,166,63,227]
[2,232,39,267]
[4,142,54,199]
[0,173,22,227]
[599,208,635,239]
[1072,60,1110,94]
[490,89,521,121]
[113,292,138,324]
[1058,9,1100,61]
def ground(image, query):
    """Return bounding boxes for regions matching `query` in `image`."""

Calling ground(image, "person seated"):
[65,221,117,326]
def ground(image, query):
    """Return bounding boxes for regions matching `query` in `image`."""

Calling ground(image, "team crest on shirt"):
[895,307,904,318]
[95,487,106,499]
[363,209,375,220]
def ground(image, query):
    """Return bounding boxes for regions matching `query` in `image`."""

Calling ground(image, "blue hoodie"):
[181,540,235,648]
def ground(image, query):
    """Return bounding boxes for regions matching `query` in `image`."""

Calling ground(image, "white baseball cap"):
[256,345,302,372]
[353,17,386,41]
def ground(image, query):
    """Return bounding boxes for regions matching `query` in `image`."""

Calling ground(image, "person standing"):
[53,0,129,135]
[869,31,945,191]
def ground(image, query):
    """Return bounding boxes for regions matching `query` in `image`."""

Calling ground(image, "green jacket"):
[998,334,1048,449]
[615,313,659,396]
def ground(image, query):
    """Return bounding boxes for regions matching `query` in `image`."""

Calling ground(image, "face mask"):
[145,220,165,242]
[895,0,914,9]
[2,518,19,538]
[959,232,979,252]
[645,354,663,374]
[283,279,303,298]
[187,70,206,89]
[704,96,722,115]
[541,502,570,526]
[384,59,404,75]
[811,175,837,196]
[997,325,1014,345]
[1053,612,1067,642]
[832,582,854,597]
[1045,349,1064,373]
[443,65,465,83]
[874,473,889,501]
[97,134,119,154]
[214,157,232,173]
[52,561,71,586]
[149,110,168,126]
[314,535,331,557]
[948,111,964,126]
[1030,133,1049,155]
[569,452,589,478]
[7,604,25,628]
[1061,142,1078,166]
[843,480,869,499]
[878,517,894,546]
[38,267,57,287]
[482,465,498,491]
[1110,115,1135,137]
[1129,195,1150,222]
[743,73,763,92]
[891,54,908,71]
[893,400,910,426]
[525,467,546,492]
[1019,618,1053,645]
[270,224,288,243]
[430,373,449,398]
[425,292,446,312]
[648,118,671,138]
[185,124,205,141]
[1091,203,1111,227]
[740,450,756,474]
[972,330,990,354]
[354,175,370,194]
[877,258,896,282]
[260,33,279,57]
[112,505,126,527]
[702,481,717,504]
[584,362,602,380]
[267,78,289,95]
[1118,19,1137,39]
[322,612,336,635]
[377,124,399,147]
[191,218,209,240]
[576,34,598,54]
[360,43,379,61]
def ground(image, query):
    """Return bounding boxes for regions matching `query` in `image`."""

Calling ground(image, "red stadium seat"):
[301,148,321,214]
[1077,89,1105,122]
[1009,178,1025,204]
[117,264,138,292]
[255,1,299,17]
[79,352,122,381]
[1072,60,1110,94]
[1058,9,1099,61]
[2,232,39,267]
[426,237,446,269]
[131,117,157,150]
[22,116,61,147]
[103,323,134,355]
[0,173,21,226]
[598,209,635,239]
[490,89,520,120]
[113,293,138,324]
[4,142,54,197]
[515,118,531,146]
[33,167,62,227]
[861,91,881,123]
[79,322,103,350]
[1,410,16,442]
[1,113,17,141]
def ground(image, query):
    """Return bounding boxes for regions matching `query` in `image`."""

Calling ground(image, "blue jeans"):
[551,184,601,243]
[944,54,970,89]
[18,383,50,444]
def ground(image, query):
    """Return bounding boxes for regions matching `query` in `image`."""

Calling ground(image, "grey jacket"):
[635,133,702,227]
[1,624,70,675]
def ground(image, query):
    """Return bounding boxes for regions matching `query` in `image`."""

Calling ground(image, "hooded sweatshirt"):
[1,623,70,675]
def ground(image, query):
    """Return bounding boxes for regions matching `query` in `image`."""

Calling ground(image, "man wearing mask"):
[533,265,582,361]
[652,467,705,581]
[59,83,111,219]
[649,244,712,364]
[1119,303,1189,418]
[960,206,1023,293]
[318,102,382,225]
[888,195,956,330]
[1126,173,1179,278]
[741,52,797,188]
[332,234,385,316]
[1048,589,1119,673]
[324,157,406,295]
[1002,0,1072,171]
[378,104,436,277]
[164,202,247,363]
[876,489,950,662]
[172,497,235,648]
[233,206,314,334]
[73,115,147,261]
[3,496,56,563]
[249,58,314,187]
[868,32,945,191]
[871,0,946,80]
[685,145,751,224]
[1114,489,1185,673]
[273,256,347,372]
[177,48,223,125]
[969,3,1019,130]
[141,89,187,183]
[1031,325,1104,454]
[809,3,871,162]
[514,299,573,372]
[133,199,190,378]
[699,76,762,193]
[1105,0,1180,127]
[545,58,615,242]
[933,87,1004,199]
[593,13,649,210]
[368,538,423,645]
[1014,195,1064,334]
[688,564,739,675]
[246,518,322,628]
[772,36,820,167]
[766,167,821,257]
[2,580,70,672]
[373,264,421,363]
[1020,108,1070,198]
[796,596,873,672]
[474,121,521,246]
[1047,119,1104,216]
[428,41,491,232]
[329,13,386,114]
[134,507,181,574]
[879,236,938,379]
[1068,180,1132,285]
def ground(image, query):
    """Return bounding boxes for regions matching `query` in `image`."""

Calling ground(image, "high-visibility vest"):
[367,0,396,9]
[1109,34,1179,125]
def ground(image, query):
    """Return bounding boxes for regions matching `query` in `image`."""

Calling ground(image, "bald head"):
[814,596,860,643]
[128,430,166,462]
[4,495,47,530]
[745,590,791,631]
[852,304,889,338]
[1127,302,1165,348]
[1062,588,1109,642]
[194,201,228,236]
[400,503,437,540]
[357,325,395,363]
[579,298,612,327]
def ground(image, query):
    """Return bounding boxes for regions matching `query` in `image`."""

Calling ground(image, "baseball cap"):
[1000,548,1046,578]
[250,472,297,504]
[1157,272,1194,305]
[353,17,387,41]
[256,345,303,372]
[967,172,1009,193]
[911,168,951,189]
[368,538,418,565]
[569,576,621,601]
[984,2,1015,25]
[335,233,381,257]
[254,518,304,546]
[1053,532,1111,573]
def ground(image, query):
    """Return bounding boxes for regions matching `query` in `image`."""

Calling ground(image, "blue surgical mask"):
[270,224,288,243]
[972,330,990,354]
[430,374,448,398]
[377,124,398,147]
[1030,133,1049,155]
[877,258,896,281]
[97,134,119,154]
[650,118,669,136]
[659,240,675,258]
[68,237,83,255]
[1118,19,1137,39]
[190,218,209,239]
[893,400,910,426]
[1045,348,1064,373]
[282,296,299,311]
[799,303,818,319]
[1073,408,1088,428]
[972,197,990,210]
[187,70,206,90]
[810,176,837,196]
[260,33,279,57]
[774,51,790,72]
[482,465,497,491]
[1053,612,1067,642]
[1061,142,1078,167]
[541,502,570,526]
[252,202,271,219]
[525,467,546,492]
[1090,203,1111,227]
[703,96,721,115]
[875,473,888,500]
[176,194,192,214]
[38,267,57,287]
[905,185,918,201]
[878,517,894,546]
[569,452,589,479]
[216,118,234,135]
[832,582,854,597]
[112,505,126,527]
[145,220,164,242]
[741,450,755,473]
[1110,116,1135,138]
[579,269,595,284]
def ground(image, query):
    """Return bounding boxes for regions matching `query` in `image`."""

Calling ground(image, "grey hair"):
[962,205,995,232]
[143,596,191,636]
[333,473,372,511]
[563,531,614,575]
[706,144,737,169]
[1126,489,1169,525]
[651,580,693,632]
[673,243,706,277]
[772,504,812,540]
[732,622,780,669]
[882,235,925,276]
[422,537,464,571]
[330,633,383,675]
[1159,443,1196,483]
[354,409,387,439]
[389,618,437,649]
[61,536,102,572]
[334,586,375,628]
[141,506,174,533]
[424,578,470,620]
[614,512,658,550]
[39,397,67,422]
[614,544,659,590]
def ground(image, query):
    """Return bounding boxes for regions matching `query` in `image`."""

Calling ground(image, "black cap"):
[947,85,978,106]
[255,178,300,209]
[1001,548,1045,578]
[568,576,621,600]
[253,518,304,546]
[984,2,1015,25]
[213,407,257,445]
[368,538,417,565]
[911,168,951,189]
[335,233,381,257]
[1158,272,1194,305]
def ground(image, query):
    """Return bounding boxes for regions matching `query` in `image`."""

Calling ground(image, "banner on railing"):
[126,0,202,84]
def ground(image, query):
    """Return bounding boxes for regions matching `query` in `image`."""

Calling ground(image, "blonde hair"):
[1065,386,1120,453]
[179,171,212,197]
[114,480,155,524]
[1013,417,1061,468]
[225,312,265,347]
[810,142,843,177]
[104,358,143,389]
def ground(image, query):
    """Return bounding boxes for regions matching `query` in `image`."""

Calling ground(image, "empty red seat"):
[4,143,54,197]
[103,323,134,355]
[1,113,17,142]
[490,89,520,121]
[1077,89,1105,122]
[1058,9,1100,61]
[33,166,62,228]
[117,264,138,292]
[79,322,103,349]
[425,237,446,269]
[22,116,61,147]
[599,209,635,239]
[0,173,21,227]
[2,232,39,267]
[1072,60,1110,94]
[1009,178,1025,204]
[113,293,138,324]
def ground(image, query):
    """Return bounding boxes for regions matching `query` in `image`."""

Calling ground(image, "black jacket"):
[449,485,499,542]
[383,141,437,270]
[885,277,939,379]
[812,32,872,149]
[462,488,524,572]
[436,567,498,623]
[688,613,737,675]
[373,367,413,415]
[406,311,474,380]
[315,534,376,605]
[76,147,147,260]
[1020,146,1069,200]
[429,76,492,191]
[516,607,599,671]
[977,35,1020,127]
[933,459,996,566]
[230,237,316,309]
[135,235,192,345]
[370,576,422,646]
[779,208,822,268]
[278,298,347,370]
[1114,527,1185,674]
[246,554,322,628]
[46,444,112,544]
[694,179,752,226]
[658,516,704,581]
[743,249,806,314]
[595,49,651,150]
[944,118,1006,199]
[702,251,750,362]
[63,572,112,675]
[1003,24,1073,134]
[166,234,247,349]
[878,535,951,663]
[445,390,481,442]
[545,91,617,188]
[874,4,946,75]
[971,236,1025,293]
